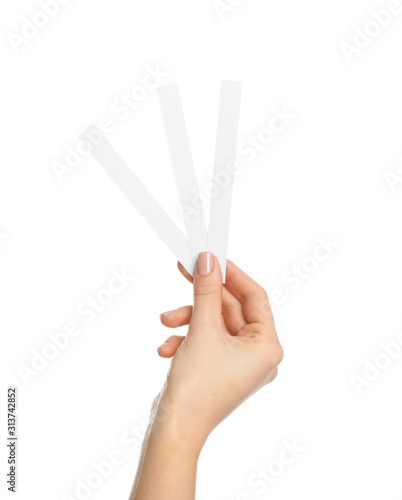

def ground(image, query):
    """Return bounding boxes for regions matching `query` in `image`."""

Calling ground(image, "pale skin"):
[129,252,284,500]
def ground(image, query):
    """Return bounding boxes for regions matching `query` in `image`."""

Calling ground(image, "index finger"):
[225,260,272,324]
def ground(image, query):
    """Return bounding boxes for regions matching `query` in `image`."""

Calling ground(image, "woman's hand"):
[130,253,283,500]
[155,252,284,448]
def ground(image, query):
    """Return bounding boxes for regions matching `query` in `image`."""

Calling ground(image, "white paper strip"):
[207,81,242,282]
[84,128,194,274]
[157,84,207,263]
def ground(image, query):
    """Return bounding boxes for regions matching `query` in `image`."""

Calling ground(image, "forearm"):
[129,407,205,500]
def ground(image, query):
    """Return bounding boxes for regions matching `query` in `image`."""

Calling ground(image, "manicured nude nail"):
[160,310,176,318]
[197,252,214,276]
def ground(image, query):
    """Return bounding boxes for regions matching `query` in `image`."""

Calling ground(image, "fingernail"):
[197,252,214,276]
[160,310,176,318]
[158,340,169,350]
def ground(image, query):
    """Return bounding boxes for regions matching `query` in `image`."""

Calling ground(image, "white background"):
[1,0,402,499]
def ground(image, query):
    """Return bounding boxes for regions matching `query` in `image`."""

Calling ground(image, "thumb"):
[191,252,223,325]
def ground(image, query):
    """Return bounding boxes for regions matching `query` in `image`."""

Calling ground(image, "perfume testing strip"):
[207,81,242,282]
[157,84,207,264]
[85,129,194,274]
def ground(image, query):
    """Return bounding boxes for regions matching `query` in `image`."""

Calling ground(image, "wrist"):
[131,397,201,499]
[149,394,209,457]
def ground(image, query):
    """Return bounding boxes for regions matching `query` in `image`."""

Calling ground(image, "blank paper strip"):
[85,129,193,274]
[158,84,207,268]
[207,81,242,282]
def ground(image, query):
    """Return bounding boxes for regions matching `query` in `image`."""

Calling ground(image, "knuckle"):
[271,344,285,366]
[261,341,284,368]
[194,283,218,298]
[253,285,269,302]
[260,287,269,301]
